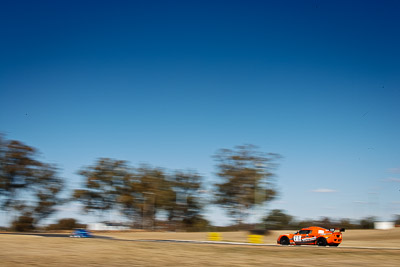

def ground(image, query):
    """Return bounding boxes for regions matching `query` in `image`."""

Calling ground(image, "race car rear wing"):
[329,228,345,232]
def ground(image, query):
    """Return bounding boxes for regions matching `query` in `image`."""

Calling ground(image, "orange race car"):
[277,226,345,246]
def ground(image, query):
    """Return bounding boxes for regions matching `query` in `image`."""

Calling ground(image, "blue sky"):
[1,0,400,226]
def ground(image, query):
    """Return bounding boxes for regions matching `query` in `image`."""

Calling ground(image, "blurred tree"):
[46,218,86,230]
[182,216,210,231]
[317,217,333,229]
[32,164,64,224]
[359,216,376,229]
[11,214,35,232]
[135,165,175,229]
[73,158,130,219]
[213,144,281,225]
[294,219,315,229]
[115,171,140,225]
[0,135,64,227]
[394,215,400,226]
[73,159,206,230]
[167,170,205,230]
[0,136,42,208]
[263,209,293,230]
[339,218,357,229]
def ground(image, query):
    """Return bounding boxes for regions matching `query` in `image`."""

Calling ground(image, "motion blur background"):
[1,0,399,229]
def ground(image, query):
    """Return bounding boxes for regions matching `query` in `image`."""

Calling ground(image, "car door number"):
[294,235,301,242]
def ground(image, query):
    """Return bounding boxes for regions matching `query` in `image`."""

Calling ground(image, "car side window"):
[299,230,311,234]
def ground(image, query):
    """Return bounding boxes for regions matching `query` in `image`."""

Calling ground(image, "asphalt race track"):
[2,233,400,250]
[0,232,112,239]
[118,238,400,250]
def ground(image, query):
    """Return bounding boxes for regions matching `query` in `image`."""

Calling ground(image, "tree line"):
[261,209,393,231]
[73,159,207,230]
[0,135,280,231]
[1,135,391,232]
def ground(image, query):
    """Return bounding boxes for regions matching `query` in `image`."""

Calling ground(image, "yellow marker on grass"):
[248,234,263,244]
[208,232,222,241]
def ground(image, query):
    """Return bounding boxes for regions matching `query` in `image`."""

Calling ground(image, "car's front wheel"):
[280,237,290,245]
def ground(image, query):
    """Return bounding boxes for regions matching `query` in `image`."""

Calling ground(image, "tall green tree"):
[213,144,281,225]
[73,158,131,219]
[0,135,64,227]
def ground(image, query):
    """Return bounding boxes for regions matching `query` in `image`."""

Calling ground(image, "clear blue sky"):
[1,0,399,226]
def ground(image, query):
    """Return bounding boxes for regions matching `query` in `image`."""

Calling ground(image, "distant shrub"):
[394,215,400,226]
[249,229,270,235]
[183,217,211,232]
[359,217,375,229]
[46,218,86,230]
[12,215,35,232]
[263,209,293,230]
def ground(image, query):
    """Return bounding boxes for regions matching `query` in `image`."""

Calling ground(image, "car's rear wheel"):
[280,237,290,245]
[316,238,327,246]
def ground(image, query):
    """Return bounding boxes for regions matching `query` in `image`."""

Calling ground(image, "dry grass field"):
[1,229,400,266]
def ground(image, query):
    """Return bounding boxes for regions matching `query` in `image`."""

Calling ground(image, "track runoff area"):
[6,232,398,250]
